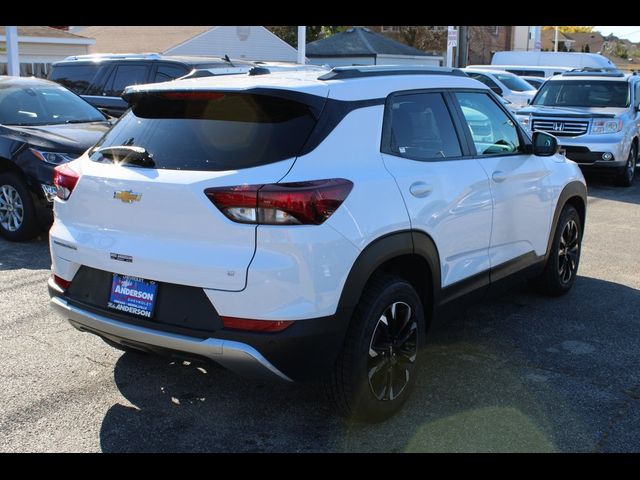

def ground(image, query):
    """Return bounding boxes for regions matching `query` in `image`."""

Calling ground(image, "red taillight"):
[53,163,80,200]
[221,316,294,332]
[205,179,353,225]
[53,274,71,290]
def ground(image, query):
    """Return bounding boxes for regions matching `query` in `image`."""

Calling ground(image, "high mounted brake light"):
[204,179,353,225]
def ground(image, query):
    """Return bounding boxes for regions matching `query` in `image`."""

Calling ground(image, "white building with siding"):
[79,26,299,62]
[0,26,94,77]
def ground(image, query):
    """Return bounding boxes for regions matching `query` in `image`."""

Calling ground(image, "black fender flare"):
[336,229,442,315]
[545,180,587,260]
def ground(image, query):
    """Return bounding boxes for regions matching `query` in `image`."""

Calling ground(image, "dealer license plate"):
[107,274,158,319]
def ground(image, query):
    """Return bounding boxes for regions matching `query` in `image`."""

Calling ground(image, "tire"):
[101,337,148,355]
[533,204,582,296]
[324,275,425,423]
[0,172,42,241]
[616,144,636,187]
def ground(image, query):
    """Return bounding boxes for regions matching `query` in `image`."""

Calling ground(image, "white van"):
[491,51,616,69]
[467,64,572,78]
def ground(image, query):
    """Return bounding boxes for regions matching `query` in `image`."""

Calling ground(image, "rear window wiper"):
[94,146,155,168]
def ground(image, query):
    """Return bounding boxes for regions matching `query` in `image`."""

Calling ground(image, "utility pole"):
[6,26,20,76]
[533,26,542,51]
[458,26,468,67]
[297,26,306,65]
[446,26,456,67]
[554,26,559,52]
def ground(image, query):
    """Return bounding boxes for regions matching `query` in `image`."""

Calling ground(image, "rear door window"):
[382,92,463,160]
[102,64,149,97]
[48,64,100,94]
[89,91,320,171]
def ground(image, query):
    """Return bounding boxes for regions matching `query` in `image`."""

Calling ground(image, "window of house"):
[490,26,499,35]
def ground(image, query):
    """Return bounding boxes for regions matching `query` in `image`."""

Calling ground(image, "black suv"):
[0,76,112,241]
[48,54,254,117]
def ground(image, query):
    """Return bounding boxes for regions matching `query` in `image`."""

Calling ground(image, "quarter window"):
[154,64,189,82]
[385,92,462,160]
[103,64,149,97]
[455,91,523,156]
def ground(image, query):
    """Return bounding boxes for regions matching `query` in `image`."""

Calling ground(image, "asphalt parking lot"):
[1,175,639,453]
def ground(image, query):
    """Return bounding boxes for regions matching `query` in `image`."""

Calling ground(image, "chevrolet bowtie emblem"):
[113,190,142,203]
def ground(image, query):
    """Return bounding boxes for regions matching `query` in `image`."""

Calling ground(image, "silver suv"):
[515,69,640,186]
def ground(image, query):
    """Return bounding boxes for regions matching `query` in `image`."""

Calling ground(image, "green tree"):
[542,26,594,33]
[267,26,346,47]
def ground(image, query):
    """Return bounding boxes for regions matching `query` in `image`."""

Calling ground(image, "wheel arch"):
[0,156,24,176]
[545,181,587,260]
[337,230,441,333]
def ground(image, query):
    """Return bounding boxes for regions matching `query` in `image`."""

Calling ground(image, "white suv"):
[48,66,587,422]
[462,68,538,109]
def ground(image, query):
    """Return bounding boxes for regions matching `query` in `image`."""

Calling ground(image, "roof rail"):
[317,65,468,81]
[562,67,624,77]
[62,53,163,61]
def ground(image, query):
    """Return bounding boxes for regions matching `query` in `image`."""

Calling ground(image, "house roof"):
[0,26,93,42]
[81,26,213,54]
[306,26,432,57]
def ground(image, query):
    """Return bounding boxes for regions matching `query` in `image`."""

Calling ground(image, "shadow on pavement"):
[0,235,50,271]
[100,275,640,452]
[584,172,640,206]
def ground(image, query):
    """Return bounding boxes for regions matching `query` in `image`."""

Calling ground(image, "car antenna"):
[223,54,234,67]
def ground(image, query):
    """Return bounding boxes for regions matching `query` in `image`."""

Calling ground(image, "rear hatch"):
[52,88,327,291]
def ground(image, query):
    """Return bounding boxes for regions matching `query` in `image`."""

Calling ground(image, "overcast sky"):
[594,26,640,42]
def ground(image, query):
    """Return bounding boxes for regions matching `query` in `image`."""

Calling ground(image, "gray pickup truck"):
[515,69,640,186]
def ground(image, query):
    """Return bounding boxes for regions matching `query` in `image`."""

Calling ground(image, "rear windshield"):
[89,92,318,171]
[533,80,630,108]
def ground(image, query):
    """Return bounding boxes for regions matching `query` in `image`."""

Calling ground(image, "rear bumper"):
[50,290,292,381]
[49,278,351,382]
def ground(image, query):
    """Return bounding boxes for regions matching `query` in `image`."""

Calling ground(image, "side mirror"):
[532,131,559,157]
[490,86,503,96]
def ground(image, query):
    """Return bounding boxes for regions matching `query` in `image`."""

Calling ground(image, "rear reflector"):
[221,316,294,332]
[53,274,71,290]
[53,163,80,200]
[205,178,353,225]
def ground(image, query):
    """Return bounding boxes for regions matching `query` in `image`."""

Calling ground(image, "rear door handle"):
[492,171,507,183]
[409,181,433,198]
